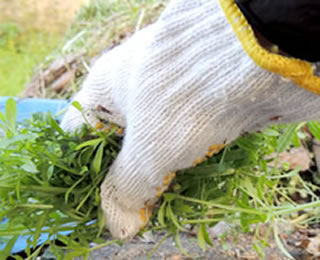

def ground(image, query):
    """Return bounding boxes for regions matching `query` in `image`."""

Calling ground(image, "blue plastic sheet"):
[0,219,73,254]
[0,97,68,122]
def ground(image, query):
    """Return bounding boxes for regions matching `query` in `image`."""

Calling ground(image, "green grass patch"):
[0,23,61,96]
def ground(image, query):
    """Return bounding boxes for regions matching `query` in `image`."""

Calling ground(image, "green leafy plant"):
[2,0,320,259]
[150,124,320,259]
[0,99,122,259]
[1,99,320,260]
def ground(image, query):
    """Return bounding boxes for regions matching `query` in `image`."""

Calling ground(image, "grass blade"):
[5,98,17,132]
[277,124,299,153]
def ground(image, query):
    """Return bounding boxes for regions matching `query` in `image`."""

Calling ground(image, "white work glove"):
[61,0,320,240]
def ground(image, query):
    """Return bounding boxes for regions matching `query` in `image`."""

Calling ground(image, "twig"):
[39,64,46,98]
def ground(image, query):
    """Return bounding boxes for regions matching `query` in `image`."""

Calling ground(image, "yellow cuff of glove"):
[219,0,320,95]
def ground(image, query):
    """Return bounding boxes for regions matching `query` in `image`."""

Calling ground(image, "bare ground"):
[75,223,320,260]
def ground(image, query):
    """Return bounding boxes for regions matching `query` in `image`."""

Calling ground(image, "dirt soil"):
[72,223,319,260]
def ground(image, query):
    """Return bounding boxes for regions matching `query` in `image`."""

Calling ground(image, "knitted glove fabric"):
[60,0,320,240]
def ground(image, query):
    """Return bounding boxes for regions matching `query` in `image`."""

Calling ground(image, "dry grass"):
[0,0,166,97]
[62,0,166,57]
[21,0,167,99]
[0,0,87,33]
[0,0,90,96]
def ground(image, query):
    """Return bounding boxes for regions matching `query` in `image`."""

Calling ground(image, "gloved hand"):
[61,0,320,240]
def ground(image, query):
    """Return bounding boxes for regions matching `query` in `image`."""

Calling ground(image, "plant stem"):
[16,204,53,209]
[174,194,266,215]
[272,200,320,216]
[182,218,223,224]
[0,184,68,193]
[88,240,120,252]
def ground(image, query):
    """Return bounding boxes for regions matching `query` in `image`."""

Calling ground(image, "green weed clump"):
[0,99,122,259]
[0,99,320,259]
[1,1,320,259]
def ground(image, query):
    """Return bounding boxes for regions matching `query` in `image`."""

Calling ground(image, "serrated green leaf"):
[76,138,103,150]
[308,121,320,141]
[163,193,176,202]
[0,134,35,148]
[197,224,207,251]
[157,202,166,226]
[47,165,54,180]
[21,160,38,173]
[174,204,193,214]
[167,204,186,231]
[291,131,300,148]
[91,141,105,174]
[236,138,257,151]
[49,117,64,135]
[202,224,213,246]
[277,124,299,153]
[263,128,279,137]
[72,101,83,112]
[78,147,94,166]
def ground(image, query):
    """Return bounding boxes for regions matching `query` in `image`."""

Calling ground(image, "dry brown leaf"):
[306,235,320,257]
[267,147,311,171]
[165,255,185,260]
[298,239,310,250]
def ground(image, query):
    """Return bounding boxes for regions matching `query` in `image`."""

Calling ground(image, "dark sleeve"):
[235,0,320,62]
